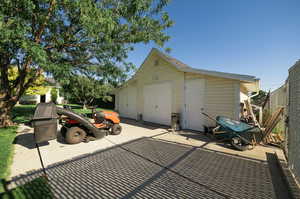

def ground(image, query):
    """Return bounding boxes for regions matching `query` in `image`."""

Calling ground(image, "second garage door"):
[143,82,172,125]
[119,86,137,119]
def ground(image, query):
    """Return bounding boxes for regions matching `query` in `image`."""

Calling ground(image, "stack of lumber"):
[244,99,285,146]
[261,107,284,143]
[264,133,284,147]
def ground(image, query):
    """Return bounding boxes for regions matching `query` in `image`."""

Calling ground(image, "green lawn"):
[1,176,53,199]
[72,107,112,115]
[0,127,17,193]
[12,105,36,124]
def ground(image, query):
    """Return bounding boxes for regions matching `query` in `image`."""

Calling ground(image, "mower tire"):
[111,124,122,135]
[60,126,67,138]
[65,127,87,144]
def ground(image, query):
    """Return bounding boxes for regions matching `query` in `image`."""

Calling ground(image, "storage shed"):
[114,48,260,131]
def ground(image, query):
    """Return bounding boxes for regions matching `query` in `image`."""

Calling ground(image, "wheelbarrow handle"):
[201,112,219,124]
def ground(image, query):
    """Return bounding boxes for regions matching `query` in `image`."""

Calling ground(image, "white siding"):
[204,78,240,126]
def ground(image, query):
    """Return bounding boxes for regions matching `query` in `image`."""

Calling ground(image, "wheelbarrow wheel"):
[230,137,247,151]
[65,127,86,144]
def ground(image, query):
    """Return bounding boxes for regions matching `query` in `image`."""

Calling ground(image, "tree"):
[0,0,173,127]
[7,66,48,96]
[61,75,112,109]
[251,90,268,106]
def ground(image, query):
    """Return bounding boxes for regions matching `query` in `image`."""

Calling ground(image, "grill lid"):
[32,103,58,121]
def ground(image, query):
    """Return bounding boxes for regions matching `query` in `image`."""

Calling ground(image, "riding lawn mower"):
[31,103,122,145]
[30,103,122,179]
[59,106,122,144]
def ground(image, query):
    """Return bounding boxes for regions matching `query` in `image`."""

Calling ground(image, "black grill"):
[31,103,58,143]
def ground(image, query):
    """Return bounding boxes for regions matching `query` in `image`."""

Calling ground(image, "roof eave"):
[153,48,258,83]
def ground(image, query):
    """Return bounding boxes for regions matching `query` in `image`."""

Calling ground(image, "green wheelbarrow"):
[202,113,261,151]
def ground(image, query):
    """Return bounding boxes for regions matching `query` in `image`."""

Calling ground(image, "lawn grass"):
[1,176,54,199]
[12,105,36,124]
[0,126,17,193]
[12,104,113,123]
[72,107,113,115]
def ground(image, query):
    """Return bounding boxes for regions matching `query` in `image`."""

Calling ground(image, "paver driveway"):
[9,136,288,199]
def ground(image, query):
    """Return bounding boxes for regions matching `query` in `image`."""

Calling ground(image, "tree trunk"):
[83,103,87,109]
[0,101,15,127]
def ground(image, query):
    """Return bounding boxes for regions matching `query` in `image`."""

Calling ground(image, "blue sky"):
[126,0,300,91]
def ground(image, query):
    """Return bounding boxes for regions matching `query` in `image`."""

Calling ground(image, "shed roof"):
[153,48,259,83]
[116,48,260,92]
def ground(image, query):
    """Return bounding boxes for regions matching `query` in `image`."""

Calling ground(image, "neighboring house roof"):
[46,77,61,87]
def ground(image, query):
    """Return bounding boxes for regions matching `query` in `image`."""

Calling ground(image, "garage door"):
[143,82,172,125]
[184,79,205,131]
[118,86,137,119]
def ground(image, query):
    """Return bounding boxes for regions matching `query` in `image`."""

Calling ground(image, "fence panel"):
[288,61,300,183]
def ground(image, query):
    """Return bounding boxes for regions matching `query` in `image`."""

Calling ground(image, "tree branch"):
[0,55,11,97]
[34,0,56,43]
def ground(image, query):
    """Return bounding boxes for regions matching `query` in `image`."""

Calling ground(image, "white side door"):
[184,79,205,131]
[143,82,172,125]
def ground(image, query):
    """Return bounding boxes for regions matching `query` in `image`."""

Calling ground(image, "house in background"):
[20,78,65,104]
[114,48,260,131]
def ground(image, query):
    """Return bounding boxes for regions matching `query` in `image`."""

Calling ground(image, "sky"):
[126,0,300,91]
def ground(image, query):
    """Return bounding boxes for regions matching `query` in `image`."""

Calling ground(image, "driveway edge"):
[275,152,300,199]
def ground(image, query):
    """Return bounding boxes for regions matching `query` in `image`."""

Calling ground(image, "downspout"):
[248,81,262,124]
[182,72,186,129]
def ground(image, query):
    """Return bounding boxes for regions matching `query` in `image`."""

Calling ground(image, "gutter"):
[249,91,259,99]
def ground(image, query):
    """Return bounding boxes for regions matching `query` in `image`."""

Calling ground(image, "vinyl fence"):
[269,84,287,137]
[288,61,300,183]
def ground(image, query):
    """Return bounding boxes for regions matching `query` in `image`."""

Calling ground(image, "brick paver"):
[10,137,288,199]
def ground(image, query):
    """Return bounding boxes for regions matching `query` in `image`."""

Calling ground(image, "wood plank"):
[244,99,261,128]
[262,107,284,143]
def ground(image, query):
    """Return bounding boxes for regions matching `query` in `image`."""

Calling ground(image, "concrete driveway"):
[9,119,291,198]
[10,120,168,177]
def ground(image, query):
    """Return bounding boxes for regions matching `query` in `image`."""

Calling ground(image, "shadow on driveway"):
[121,118,170,130]
[13,133,49,149]
[5,137,291,199]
